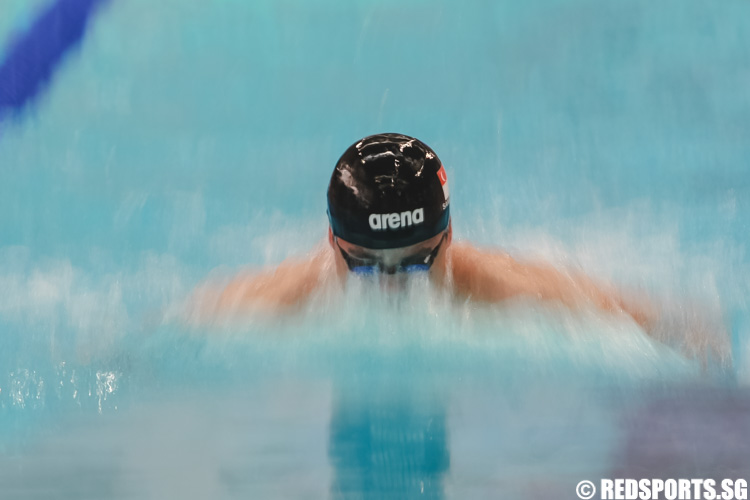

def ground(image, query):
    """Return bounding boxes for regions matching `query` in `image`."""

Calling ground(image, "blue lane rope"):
[0,0,110,124]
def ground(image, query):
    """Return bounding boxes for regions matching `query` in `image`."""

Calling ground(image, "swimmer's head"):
[327,133,450,251]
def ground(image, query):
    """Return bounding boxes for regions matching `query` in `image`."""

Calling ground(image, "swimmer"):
[194,133,728,365]
[199,133,650,322]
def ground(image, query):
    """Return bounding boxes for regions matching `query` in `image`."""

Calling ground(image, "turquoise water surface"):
[1,1,749,499]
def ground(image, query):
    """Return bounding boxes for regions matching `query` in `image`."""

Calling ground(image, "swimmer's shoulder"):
[447,242,520,301]
[448,241,518,268]
[197,245,334,317]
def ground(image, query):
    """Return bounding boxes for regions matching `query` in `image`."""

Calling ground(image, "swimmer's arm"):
[449,243,657,328]
[450,243,731,367]
[220,256,325,308]
[193,251,329,317]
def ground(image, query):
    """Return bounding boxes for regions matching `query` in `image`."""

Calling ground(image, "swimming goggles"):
[335,232,447,275]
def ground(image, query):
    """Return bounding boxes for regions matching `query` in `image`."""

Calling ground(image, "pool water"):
[1,0,749,499]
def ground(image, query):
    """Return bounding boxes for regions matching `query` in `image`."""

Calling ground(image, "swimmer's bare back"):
[196,242,654,327]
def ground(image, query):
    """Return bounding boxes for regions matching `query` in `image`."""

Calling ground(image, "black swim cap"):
[327,133,450,250]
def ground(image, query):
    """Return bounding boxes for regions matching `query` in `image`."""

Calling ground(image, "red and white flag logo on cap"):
[437,165,450,202]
